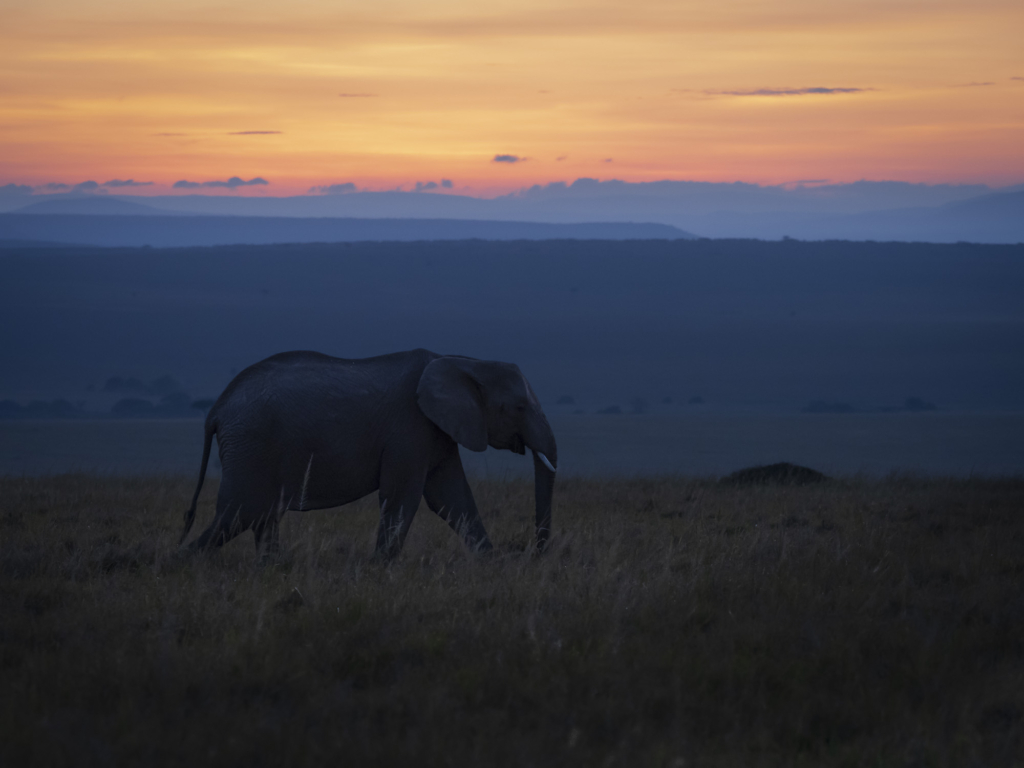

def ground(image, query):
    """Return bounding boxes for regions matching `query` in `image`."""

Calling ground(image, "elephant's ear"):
[416,357,488,452]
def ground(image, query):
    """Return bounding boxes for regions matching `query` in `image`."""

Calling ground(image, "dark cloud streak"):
[173,177,268,190]
[309,183,357,194]
[103,179,153,188]
[708,86,871,97]
[493,155,524,163]
[409,180,454,192]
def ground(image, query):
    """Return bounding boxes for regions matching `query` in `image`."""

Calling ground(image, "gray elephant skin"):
[179,349,558,558]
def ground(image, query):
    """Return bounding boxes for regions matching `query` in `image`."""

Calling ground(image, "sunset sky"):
[2,0,1022,196]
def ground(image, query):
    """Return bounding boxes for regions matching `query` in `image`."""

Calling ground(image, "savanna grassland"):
[1,474,1022,767]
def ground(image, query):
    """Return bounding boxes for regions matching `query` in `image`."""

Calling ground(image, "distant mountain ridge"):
[2,178,1021,243]
[0,213,695,248]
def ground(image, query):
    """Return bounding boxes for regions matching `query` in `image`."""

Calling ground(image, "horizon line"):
[4,176,1022,202]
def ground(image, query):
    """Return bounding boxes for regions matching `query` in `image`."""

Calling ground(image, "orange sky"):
[2,0,1022,196]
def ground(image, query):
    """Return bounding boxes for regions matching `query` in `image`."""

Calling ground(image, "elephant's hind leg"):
[253,516,281,553]
[188,508,244,551]
[188,477,275,552]
[253,490,285,556]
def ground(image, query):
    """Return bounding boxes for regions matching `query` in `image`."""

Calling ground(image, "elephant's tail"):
[180,415,217,546]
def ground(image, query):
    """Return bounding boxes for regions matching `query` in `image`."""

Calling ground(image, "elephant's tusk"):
[537,452,557,473]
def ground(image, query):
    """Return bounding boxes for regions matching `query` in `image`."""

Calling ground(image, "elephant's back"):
[210,348,434,444]
[218,349,435,399]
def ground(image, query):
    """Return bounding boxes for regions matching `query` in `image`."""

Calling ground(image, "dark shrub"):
[111,398,155,417]
[24,400,83,418]
[0,400,24,419]
[159,392,192,411]
[904,396,937,412]
[803,400,857,414]
[720,462,830,487]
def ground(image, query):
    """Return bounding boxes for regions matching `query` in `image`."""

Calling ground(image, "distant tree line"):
[1,373,216,419]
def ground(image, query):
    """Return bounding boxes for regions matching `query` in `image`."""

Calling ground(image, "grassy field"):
[1,474,1022,766]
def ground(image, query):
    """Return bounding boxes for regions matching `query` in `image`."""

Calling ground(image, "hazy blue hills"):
[801,190,1024,244]
[947,189,1024,218]
[0,214,694,248]
[12,196,185,216]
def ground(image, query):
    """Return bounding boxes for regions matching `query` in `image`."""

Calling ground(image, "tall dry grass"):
[1,474,1022,766]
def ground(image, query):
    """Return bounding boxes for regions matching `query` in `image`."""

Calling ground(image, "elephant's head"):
[416,356,558,549]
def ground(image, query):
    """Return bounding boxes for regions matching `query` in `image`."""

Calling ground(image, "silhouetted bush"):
[111,398,155,417]
[103,376,149,394]
[803,400,857,414]
[0,399,86,419]
[103,374,185,397]
[904,396,937,412]
[150,375,184,396]
[0,400,23,419]
[720,462,830,486]
[158,392,191,411]
[23,400,84,419]
[878,396,939,413]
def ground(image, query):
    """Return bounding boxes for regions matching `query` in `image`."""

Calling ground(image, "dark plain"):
[1,474,1022,766]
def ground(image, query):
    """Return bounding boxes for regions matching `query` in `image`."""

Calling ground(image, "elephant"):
[179,349,558,559]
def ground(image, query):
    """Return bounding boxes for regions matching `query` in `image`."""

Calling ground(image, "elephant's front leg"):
[423,449,493,554]
[374,459,428,561]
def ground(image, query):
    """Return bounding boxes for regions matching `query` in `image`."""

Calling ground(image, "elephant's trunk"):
[532,451,556,550]
[526,414,557,550]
